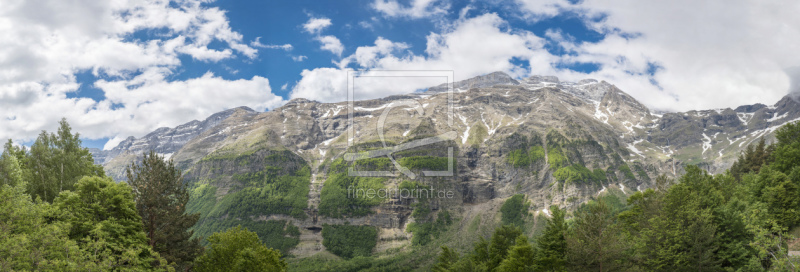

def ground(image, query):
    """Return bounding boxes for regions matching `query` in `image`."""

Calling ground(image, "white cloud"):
[353,0,800,112]
[251,37,293,51]
[292,13,548,102]
[525,0,800,111]
[303,17,332,34]
[0,0,284,144]
[96,70,284,135]
[514,0,570,21]
[301,17,345,57]
[292,55,308,62]
[281,83,288,90]
[291,68,348,103]
[300,18,344,56]
[317,35,345,56]
[372,0,450,19]
[359,21,374,30]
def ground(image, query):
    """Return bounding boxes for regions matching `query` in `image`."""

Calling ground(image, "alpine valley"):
[90,71,800,269]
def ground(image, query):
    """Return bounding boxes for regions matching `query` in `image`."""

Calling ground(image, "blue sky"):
[2,0,800,150]
[69,0,606,105]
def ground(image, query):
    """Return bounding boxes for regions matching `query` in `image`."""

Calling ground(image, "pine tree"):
[535,205,567,271]
[433,246,460,272]
[772,121,800,174]
[567,199,627,272]
[637,166,722,271]
[126,150,202,270]
[731,138,773,180]
[497,235,537,272]
[488,225,523,270]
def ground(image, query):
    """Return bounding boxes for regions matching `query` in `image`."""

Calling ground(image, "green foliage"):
[488,225,524,270]
[0,183,87,270]
[467,123,489,147]
[497,235,537,272]
[398,156,453,171]
[745,165,800,228]
[618,163,636,180]
[626,166,729,271]
[547,146,568,170]
[53,176,170,270]
[321,224,378,259]
[529,146,546,163]
[433,224,534,272]
[433,246,460,272]
[507,149,531,168]
[192,218,299,255]
[288,253,423,272]
[567,198,628,271]
[407,210,452,246]
[319,159,386,218]
[632,162,650,182]
[21,119,105,202]
[771,120,800,174]
[535,205,567,271]
[195,225,286,272]
[127,150,202,270]
[505,133,546,169]
[227,165,311,219]
[501,194,529,228]
[592,168,607,182]
[0,143,23,187]
[187,154,310,244]
[731,138,772,180]
[553,164,606,184]
[186,178,301,254]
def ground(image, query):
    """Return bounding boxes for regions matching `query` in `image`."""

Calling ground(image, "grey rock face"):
[91,106,255,165]
[735,103,767,113]
[525,75,560,84]
[427,71,520,93]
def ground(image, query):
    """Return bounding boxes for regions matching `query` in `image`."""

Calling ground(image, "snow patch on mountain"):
[702,133,712,154]
[627,139,645,157]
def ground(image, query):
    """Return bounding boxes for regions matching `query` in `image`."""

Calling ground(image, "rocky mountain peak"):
[524,75,560,84]
[734,103,767,113]
[427,71,519,93]
[90,106,246,168]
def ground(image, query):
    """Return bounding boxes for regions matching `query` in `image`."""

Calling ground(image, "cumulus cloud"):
[292,13,549,102]
[95,70,284,136]
[300,1,800,112]
[303,17,333,34]
[317,35,345,56]
[0,0,285,145]
[372,0,450,19]
[530,0,800,111]
[513,0,570,21]
[302,17,345,56]
[292,55,308,62]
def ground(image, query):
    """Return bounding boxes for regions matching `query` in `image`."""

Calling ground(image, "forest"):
[432,122,800,272]
[2,118,800,271]
[0,119,286,271]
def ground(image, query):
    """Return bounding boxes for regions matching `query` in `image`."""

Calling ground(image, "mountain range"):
[90,71,800,257]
